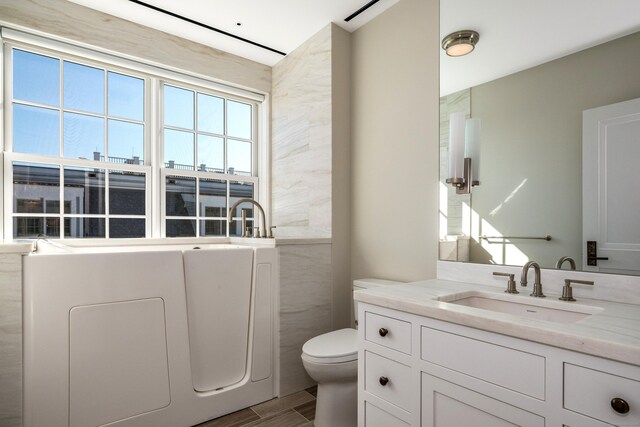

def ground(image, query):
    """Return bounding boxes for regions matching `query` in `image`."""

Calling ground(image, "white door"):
[583,97,640,274]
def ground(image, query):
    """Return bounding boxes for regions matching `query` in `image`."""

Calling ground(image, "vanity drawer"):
[364,312,411,354]
[364,351,412,412]
[564,363,640,425]
[421,326,545,400]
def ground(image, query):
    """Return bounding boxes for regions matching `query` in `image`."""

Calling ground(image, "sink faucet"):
[555,256,576,270]
[521,261,545,297]
[227,198,268,238]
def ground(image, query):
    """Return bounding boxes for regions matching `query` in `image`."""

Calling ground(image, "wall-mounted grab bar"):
[481,235,552,242]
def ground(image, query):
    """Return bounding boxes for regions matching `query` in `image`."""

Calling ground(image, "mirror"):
[439,2,640,273]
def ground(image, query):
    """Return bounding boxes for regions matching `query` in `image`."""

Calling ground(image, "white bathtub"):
[23,241,278,427]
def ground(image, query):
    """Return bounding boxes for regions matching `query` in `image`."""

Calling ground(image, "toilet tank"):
[352,278,404,328]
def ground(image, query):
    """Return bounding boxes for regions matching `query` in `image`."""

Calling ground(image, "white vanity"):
[355,279,640,426]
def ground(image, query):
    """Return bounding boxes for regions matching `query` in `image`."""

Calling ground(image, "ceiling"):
[65,0,640,95]
[66,0,399,66]
[441,0,640,95]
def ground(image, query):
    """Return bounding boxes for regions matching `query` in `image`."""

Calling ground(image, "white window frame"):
[1,27,268,240]
[3,43,153,239]
[159,79,259,237]
[5,153,152,239]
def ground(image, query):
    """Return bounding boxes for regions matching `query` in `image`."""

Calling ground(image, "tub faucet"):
[555,256,576,270]
[32,234,49,253]
[227,198,268,238]
[521,261,545,297]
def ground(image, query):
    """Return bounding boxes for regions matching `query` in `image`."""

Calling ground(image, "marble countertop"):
[0,241,33,254]
[354,279,640,366]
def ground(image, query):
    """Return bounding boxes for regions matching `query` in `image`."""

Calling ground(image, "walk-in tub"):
[23,241,278,427]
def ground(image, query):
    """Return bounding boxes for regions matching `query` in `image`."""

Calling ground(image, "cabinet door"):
[421,373,544,427]
[364,401,409,427]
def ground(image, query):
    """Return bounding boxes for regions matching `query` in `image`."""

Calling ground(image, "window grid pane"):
[12,161,146,239]
[63,61,105,115]
[12,48,145,165]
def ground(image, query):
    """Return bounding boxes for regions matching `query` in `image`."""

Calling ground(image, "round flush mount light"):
[442,30,480,57]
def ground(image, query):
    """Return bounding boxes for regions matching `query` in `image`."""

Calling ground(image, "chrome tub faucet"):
[227,198,269,238]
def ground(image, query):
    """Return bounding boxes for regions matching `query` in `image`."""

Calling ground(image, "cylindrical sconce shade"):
[448,112,466,179]
[465,118,481,181]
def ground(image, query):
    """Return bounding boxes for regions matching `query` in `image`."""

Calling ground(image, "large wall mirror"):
[439,1,640,275]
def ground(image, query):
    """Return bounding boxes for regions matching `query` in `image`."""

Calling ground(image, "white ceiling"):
[441,0,640,96]
[65,0,640,95]
[66,0,400,66]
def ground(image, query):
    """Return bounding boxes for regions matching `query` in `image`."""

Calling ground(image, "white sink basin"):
[438,291,603,323]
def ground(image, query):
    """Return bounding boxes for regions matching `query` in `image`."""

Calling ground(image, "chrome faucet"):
[521,261,545,297]
[555,256,576,270]
[227,198,268,238]
[32,233,49,253]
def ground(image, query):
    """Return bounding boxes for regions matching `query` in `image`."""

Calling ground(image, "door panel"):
[583,97,640,274]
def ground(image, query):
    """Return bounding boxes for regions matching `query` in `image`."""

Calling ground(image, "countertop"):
[354,279,640,366]
[0,241,33,254]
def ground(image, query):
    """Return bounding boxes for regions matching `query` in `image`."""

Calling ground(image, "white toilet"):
[301,278,403,427]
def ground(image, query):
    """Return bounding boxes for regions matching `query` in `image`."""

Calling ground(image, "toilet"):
[301,278,403,427]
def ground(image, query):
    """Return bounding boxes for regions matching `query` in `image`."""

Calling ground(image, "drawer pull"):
[379,376,389,386]
[379,328,389,337]
[611,397,630,414]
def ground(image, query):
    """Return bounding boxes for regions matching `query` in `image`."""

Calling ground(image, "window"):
[12,49,145,163]
[12,162,146,238]
[8,47,149,239]
[161,83,258,237]
[2,35,264,240]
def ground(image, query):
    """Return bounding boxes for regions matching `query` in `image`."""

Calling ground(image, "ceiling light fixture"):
[442,30,480,57]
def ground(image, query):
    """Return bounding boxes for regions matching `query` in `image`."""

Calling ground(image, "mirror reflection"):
[439,3,640,275]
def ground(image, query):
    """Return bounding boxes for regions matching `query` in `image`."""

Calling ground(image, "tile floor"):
[195,386,317,427]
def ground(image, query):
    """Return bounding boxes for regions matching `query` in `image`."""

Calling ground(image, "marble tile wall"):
[0,0,271,93]
[271,25,332,239]
[0,253,25,426]
[439,89,471,237]
[278,244,333,396]
[271,24,353,396]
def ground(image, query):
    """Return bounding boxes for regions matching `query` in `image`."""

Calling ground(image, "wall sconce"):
[446,112,481,194]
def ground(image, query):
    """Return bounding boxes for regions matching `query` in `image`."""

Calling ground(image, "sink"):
[437,291,603,323]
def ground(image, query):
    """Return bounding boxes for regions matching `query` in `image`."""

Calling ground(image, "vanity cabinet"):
[357,303,640,427]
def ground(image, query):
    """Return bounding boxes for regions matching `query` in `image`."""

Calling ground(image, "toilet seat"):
[302,328,358,364]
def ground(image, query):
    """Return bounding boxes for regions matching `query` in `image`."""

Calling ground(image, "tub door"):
[183,247,254,392]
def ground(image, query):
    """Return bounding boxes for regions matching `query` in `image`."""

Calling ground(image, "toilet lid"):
[302,328,358,363]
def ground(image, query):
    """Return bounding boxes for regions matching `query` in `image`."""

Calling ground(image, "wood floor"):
[194,386,317,427]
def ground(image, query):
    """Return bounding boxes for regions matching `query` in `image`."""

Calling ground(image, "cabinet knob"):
[379,328,389,337]
[379,376,389,386]
[611,397,630,414]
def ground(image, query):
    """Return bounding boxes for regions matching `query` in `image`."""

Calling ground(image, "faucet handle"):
[493,272,518,294]
[269,226,277,239]
[559,279,594,301]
